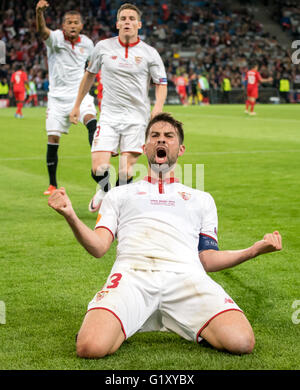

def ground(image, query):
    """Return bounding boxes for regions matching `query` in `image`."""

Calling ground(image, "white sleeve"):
[200,193,218,242]
[149,49,167,85]
[87,39,95,62]
[45,29,60,51]
[87,42,102,74]
[94,190,119,238]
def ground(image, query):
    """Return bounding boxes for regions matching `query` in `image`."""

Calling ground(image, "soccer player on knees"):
[36,0,97,196]
[48,112,282,358]
[69,3,167,213]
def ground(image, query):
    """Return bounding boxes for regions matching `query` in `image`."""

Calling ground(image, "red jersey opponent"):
[244,63,272,116]
[173,74,188,105]
[10,65,28,118]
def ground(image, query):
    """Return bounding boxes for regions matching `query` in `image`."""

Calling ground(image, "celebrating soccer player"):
[69,3,168,213]
[36,0,98,196]
[48,112,282,358]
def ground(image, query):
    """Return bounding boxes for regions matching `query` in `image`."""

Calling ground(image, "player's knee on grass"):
[76,331,124,359]
[223,330,255,355]
[76,335,112,358]
[200,310,255,355]
[202,328,255,355]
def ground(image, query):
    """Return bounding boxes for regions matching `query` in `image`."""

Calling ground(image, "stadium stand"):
[1,0,299,105]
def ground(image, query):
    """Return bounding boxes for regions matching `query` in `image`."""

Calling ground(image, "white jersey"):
[95,177,218,272]
[45,30,94,99]
[87,36,167,124]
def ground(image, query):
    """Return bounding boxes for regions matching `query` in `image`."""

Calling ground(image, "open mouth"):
[155,147,167,164]
[156,148,166,158]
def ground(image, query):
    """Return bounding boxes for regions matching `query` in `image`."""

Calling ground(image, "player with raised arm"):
[69,3,167,213]
[36,0,97,195]
[48,112,282,358]
[245,62,273,116]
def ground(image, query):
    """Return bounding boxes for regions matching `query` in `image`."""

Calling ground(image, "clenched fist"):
[36,0,49,12]
[48,187,74,218]
[253,231,282,256]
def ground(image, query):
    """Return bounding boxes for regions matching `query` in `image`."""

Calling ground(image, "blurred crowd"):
[1,0,299,104]
[272,0,300,38]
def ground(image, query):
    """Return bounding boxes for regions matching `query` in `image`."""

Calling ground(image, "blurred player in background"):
[48,112,282,358]
[26,80,38,107]
[244,62,273,115]
[36,0,97,196]
[70,3,167,213]
[10,63,28,118]
[188,71,199,105]
[173,72,188,105]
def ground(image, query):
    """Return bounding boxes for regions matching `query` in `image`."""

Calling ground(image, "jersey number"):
[15,74,21,84]
[95,125,101,138]
[106,273,122,289]
[248,75,255,84]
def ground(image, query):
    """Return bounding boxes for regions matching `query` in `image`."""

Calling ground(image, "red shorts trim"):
[91,150,118,157]
[87,307,127,339]
[197,308,243,343]
[120,151,142,155]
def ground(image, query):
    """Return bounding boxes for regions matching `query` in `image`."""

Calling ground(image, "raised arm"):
[151,84,167,118]
[69,70,96,124]
[48,187,113,258]
[200,231,282,272]
[36,0,51,40]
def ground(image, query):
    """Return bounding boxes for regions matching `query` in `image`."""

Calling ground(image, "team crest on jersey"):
[79,47,85,54]
[111,55,117,60]
[135,56,142,64]
[178,192,191,200]
[95,290,109,302]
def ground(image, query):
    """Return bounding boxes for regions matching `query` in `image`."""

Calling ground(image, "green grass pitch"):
[0,104,299,370]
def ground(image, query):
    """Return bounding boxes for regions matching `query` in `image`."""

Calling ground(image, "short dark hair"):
[117,3,142,21]
[145,112,184,144]
[249,61,258,69]
[63,10,82,23]
[14,62,23,71]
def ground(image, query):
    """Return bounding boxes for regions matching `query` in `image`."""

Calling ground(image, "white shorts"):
[91,121,146,156]
[46,94,96,137]
[87,264,243,343]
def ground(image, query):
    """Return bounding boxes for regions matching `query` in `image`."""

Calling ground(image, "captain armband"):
[198,234,219,252]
